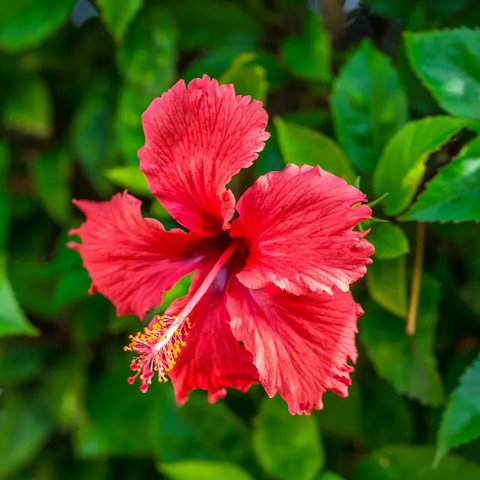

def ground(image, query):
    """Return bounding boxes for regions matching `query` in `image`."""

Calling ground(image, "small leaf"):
[318,474,345,480]
[369,223,410,259]
[220,53,268,103]
[406,28,480,119]
[0,0,75,52]
[2,77,52,138]
[402,136,480,222]
[361,274,445,406]
[373,116,470,216]
[366,256,407,318]
[71,78,115,193]
[353,446,480,480]
[171,0,261,51]
[331,39,408,174]
[435,354,480,464]
[282,11,331,83]
[116,6,176,94]
[0,255,38,337]
[275,118,356,183]
[0,143,9,250]
[32,148,72,224]
[0,391,53,478]
[161,461,254,480]
[115,84,150,164]
[97,0,143,42]
[253,396,324,480]
[104,166,150,197]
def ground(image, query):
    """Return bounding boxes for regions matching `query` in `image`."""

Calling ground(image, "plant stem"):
[406,222,426,335]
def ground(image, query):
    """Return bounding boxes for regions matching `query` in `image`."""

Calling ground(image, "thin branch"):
[406,222,426,335]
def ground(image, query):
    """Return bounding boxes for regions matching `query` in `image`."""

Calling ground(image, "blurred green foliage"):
[1,1,480,479]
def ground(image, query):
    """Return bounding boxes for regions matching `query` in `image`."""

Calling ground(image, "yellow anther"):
[125,314,191,392]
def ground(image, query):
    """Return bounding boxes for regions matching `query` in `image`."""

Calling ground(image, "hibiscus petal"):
[226,278,361,415]
[139,75,269,236]
[230,164,374,295]
[68,192,204,318]
[168,268,259,404]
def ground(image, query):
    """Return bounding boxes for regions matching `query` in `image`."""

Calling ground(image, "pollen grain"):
[124,314,191,393]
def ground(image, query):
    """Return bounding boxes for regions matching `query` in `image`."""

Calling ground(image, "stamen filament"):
[177,241,239,319]
[125,241,239,392]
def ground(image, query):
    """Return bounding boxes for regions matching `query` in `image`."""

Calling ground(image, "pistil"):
[125,241,238,392]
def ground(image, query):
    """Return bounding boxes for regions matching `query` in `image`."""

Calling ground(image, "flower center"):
[125,241,239,392]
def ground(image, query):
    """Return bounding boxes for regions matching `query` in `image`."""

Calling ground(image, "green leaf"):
[75,349,161,458]
[317,384,363,442]
[0,391,53,478]
[282,12,331,83]
[48,354,86,428]
[71,78,115,193]
[435,354,480,464]
[2,77,52,137]
[171,0,261,51]
[361,274,445,406]
[253,396,324,480]
[331,39,408,174]
[373,116,469,216]
[104,166,150,197]
[369,223,410,259]
[402,136,480,222]
[76,349,251,463]
[318,474,345,480]
[32,148,72,224]
[220,53,268,103]
[115,84,151,164]
[0,143,9,250]
[353,446,480,480]
[275,118,356,183]
[97,0,143,42]
[116,6,176,94]
[161,461,254,480]
[0,0,75,52]
[152,391,253,465]
[406,28,480,119]
[366,256,407,318]
[0,255,38,337]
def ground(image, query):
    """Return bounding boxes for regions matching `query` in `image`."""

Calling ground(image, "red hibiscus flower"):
[69,75,374,415]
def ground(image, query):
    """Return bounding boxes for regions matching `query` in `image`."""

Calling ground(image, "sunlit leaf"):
[275,118,356,183]
[331,39,408,174]
[104,165,150,196]
[366,256,407,318]
[161,461,254,480]
[369,223,410,259]
[282,11,331,82]
[406,28,480,119]
[435,354,480,464]
[402,136,480,222]
[0,255,38,337]
[373,116,470,216]
[0,0,75,52]
[220,53,268,103]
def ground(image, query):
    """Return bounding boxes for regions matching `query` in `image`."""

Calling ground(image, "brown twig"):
[406,222,426,335]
